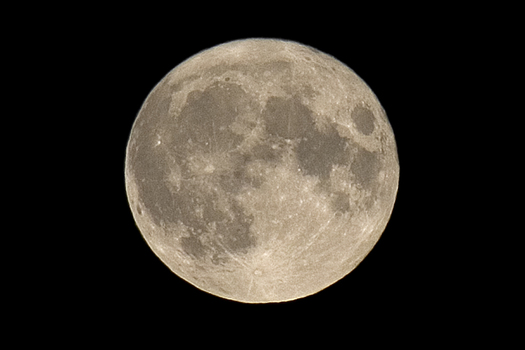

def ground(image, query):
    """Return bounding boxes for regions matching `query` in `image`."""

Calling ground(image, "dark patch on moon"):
[131,152,176,228]
[129,79,176,228]
[180,235,207,259]
[351,147,380,189]
[262,96,315,139]
[260,94,352,183]
[131,66,379,266]
[330,191,351,213]
[248,142,282,163]
[171,82,250,153]
[296,123,350,181]
[171,182,256,260]
[260,94,354,202]
[131,82,261,261]
[351,106,375,135]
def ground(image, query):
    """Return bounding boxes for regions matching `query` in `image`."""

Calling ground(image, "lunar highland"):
[125,39,399,303]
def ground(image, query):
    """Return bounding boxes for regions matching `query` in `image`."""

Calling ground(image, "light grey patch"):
[364,193,377,211]
[128,79,172,165]
[378,105,389,124]
[220,138,285,191]
[130,79,181,227]
[218,172,244,194]
[351,106,375,135]
[262,96,315,140]
[131,153,175,227]
[257,60,292,74]
[216,151,264,193]
[178,187,227,230]
[216,205,255,254]
[205,61,291,80]
[299,84,317,100]
[296,123,350,181]
[205,63,249,79]
[140,79,173,128]
[351,147,380,189]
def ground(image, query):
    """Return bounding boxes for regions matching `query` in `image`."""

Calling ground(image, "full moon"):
[125,39,399,303]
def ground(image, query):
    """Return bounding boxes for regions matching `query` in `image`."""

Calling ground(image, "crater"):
[351,105,375,135]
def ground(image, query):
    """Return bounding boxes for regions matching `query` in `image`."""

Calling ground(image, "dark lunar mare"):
[171,82,260,260]
[261,95,352,183]
[131,77,382,262]
[260,95,357,214]
[351,147,380,190]
[132,82,259,261]
[351,105,375,135]
[258,95,382,213]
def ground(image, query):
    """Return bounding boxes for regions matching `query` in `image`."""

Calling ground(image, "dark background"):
[38,8,498,339]
[94,31,446,317]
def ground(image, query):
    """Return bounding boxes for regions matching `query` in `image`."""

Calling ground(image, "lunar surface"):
[125,39,399,303]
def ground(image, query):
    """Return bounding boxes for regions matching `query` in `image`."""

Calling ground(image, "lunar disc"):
[125,38,399,303]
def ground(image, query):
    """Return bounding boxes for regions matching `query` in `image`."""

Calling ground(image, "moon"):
[125,38,399,303]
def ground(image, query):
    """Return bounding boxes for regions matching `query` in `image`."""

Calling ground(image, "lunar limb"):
[125,39,399,303]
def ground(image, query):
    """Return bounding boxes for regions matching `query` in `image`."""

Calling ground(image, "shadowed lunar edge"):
[128,76,381,264]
